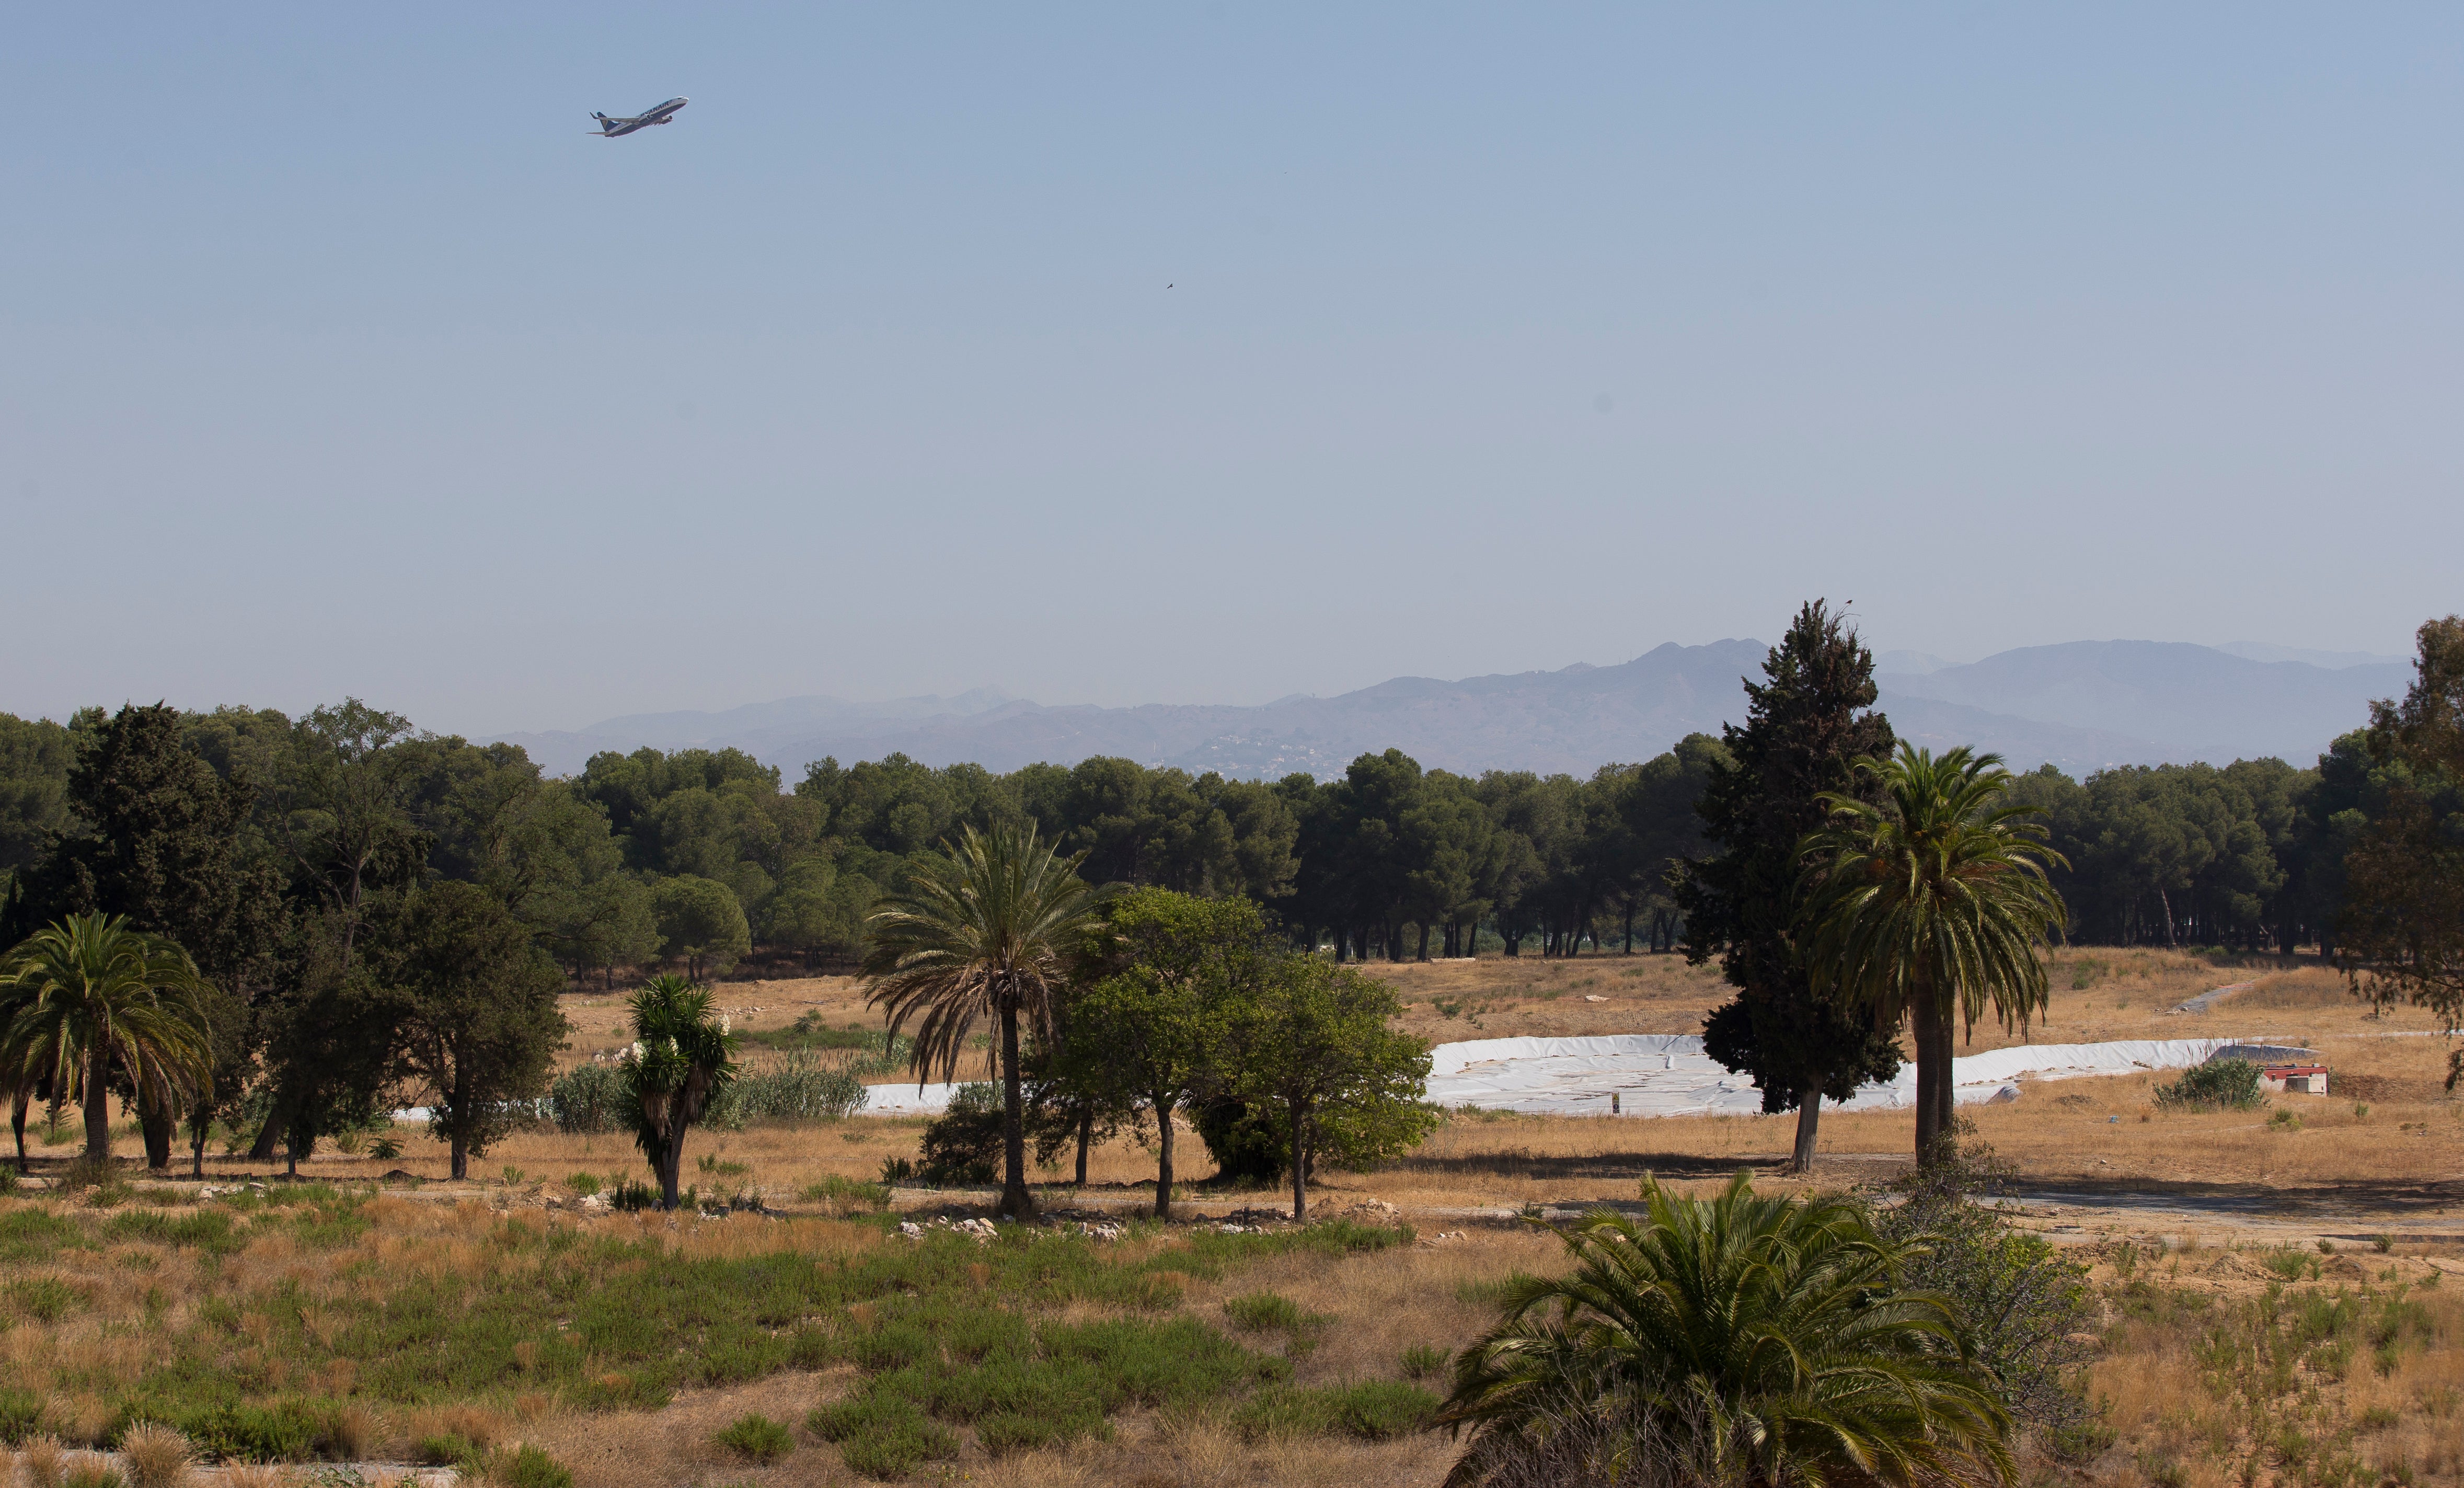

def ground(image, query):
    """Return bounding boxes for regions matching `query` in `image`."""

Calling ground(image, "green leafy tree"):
[861,821,1102,1219]
[1676,601,1901,1171]
[1798,744,2069,1164]
[619,973,740,1209]
[251,700,429,1166]
[0,712,77,907]
[2342,615,2464,1078]
[1220,956,1434,1222]
[1061,888,1262,1216]
[652,875,752,980]
[1435,1174,2012,1488]
[0,914,215,1164]
[375,881,571,1179]
[3,703,286,1169]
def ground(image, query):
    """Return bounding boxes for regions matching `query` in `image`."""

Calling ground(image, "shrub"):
[1230,1382,1438,1441]
[546,1062,628,1135]
[564,1173,601,1197]
[1878,1136,2099,1443]
[608,1177,659,1212]
[61,1462,124,1488]
[0,1385,45,1444]
[915,1084,1004,1185]
[1400,1343,1448,1380]
[802,1174,889,1210]
[2154,1059,2266,1112]
[713,1413,795,1463]
[416,1432,482,1469]
[712,1049,867,1125]
[19,1436,65,1488]
[809,1396,958,1480]
[114,1423,192,1488]
[489,1444,574,1488]
[11,1277,84,1322]
[1224,1291,1315,1334]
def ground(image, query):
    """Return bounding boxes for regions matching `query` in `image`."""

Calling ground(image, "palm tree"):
[862,821,1101,1219]
[0,914,215,1168]
[1797,745,2068,1165]
[1437,1174,2011,1488]
[620,973,740,1210]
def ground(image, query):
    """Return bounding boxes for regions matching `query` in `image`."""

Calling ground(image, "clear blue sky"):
[8,5,2459,736]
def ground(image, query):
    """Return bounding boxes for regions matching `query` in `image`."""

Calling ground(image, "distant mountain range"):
[486,640,2411,782]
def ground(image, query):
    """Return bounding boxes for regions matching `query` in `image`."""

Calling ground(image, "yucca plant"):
[618,974,739,1209]
[1437,1173,2012,1488]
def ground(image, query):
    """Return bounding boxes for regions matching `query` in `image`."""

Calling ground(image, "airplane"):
[591,97,687,137]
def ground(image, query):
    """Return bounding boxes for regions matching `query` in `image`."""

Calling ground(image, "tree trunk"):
[1288,1099,1309,1224]
[659,1117,685,1209]
[998,1002,1032,1219]
[1075,1108,1092,1187]
[1415,922,1431,961]
[1623,905,1634,954]
[82,1047,113,1165]
[1931,1009,1957,1149]
[284,1112,307,1177]
[12,1087,29,1174]
[2159,888,2178,949]
[1153,1095,1175,1219]
[1913,998,1946,1164]
[248,1094,284,1161]
[1791,1087,1822,1173]
[191,1123,207,1180]
[450,1063,470,1180]
[141,1097,175,1172]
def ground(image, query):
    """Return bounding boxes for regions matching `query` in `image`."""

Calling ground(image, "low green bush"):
[546,1062,628,1135]
[713,1412,795,1463]
[712,1050,867,1125]
[809,1395,958,1480]
[803,1174,889,1210]
[915,1084,1004,1185]
[1223,1290,1305,1333]
[1400,1343,1448,1380]
[490,1443,575,1488]
[416,1432,482,1470]
[1230,1381,1439,1441]
[0,1384,42,1444]
[2154,1059,2266,1112]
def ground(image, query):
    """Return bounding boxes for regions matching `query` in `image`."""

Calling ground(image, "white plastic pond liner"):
[865,1082,964,1116]
[851,1034,2255,1119]
[1424,1034,2258,1117]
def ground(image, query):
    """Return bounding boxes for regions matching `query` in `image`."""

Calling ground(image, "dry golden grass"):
[11,946,2463,1486]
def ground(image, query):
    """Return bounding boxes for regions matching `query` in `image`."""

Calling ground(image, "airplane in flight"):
[590,98,687,138]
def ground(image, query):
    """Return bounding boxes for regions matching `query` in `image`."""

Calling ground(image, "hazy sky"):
[8,5,2459,736]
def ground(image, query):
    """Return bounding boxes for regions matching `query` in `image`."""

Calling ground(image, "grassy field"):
[9,946,2464,1486]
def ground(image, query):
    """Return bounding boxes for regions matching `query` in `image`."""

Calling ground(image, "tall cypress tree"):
[1676,601,1901,1172]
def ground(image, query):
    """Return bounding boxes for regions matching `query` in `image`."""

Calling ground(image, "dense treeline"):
[0,712,1735,977]
[0,695,2411,980]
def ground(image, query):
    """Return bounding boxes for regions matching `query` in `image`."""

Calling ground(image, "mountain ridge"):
[483,640,2406,781]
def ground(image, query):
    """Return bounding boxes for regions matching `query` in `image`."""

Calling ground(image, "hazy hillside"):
[1877,643,2405,765]
[488,639,2405,781]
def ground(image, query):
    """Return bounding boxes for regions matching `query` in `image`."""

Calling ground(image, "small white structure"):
[2261,1063,2329,1095]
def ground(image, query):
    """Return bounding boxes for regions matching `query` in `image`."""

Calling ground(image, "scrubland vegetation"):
[2,609,2461,1484]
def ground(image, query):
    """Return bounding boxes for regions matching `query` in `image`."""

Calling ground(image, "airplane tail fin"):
[592,111,611,130]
